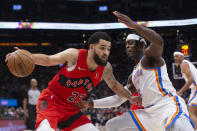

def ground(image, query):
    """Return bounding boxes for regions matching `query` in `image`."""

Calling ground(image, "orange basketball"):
[7,49,35,77]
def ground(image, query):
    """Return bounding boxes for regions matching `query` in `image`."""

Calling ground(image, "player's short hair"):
[87,32,111,48]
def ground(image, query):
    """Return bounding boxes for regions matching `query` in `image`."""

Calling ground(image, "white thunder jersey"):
[182,60,197,106]
[129,58,190,131]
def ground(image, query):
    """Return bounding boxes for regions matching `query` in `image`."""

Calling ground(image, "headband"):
[126,34,147,46]
[173,51,184,56]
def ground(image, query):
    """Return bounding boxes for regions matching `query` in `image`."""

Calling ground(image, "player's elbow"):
[46,56,56,66]
[187,78,194,84]
[157,35,164,47]
[42,56,53,66]
[32,54,52,66]
[41,55,56,66]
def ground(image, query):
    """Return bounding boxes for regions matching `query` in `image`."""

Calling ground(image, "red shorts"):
[36,88,91,131]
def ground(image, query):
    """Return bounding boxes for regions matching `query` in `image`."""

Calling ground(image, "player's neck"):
[86,52,98,71]
[135,53,143,64]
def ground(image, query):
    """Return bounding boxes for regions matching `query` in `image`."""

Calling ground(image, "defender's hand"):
[113,11,137,29]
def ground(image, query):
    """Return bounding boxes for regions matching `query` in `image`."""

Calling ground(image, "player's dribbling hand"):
[129,96,142,107]
[113,11,137,29]
[5,47,20,62]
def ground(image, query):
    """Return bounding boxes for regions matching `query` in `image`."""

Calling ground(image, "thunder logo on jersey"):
[134,69,143,81]
[133,69,143,96]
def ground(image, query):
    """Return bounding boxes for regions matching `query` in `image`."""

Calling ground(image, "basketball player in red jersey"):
[5,32,139,131]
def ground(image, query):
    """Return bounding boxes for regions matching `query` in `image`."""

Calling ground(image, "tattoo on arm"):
[103,63,117,88]
[103,63,133,100]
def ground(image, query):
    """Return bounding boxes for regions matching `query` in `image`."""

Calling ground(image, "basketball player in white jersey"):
[76,11,194,131]
[174,51,197,130]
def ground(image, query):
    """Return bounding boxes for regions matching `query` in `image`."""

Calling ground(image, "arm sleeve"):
[93,86,130,108]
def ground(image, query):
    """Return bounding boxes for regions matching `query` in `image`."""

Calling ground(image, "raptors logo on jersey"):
[58,75,94,92]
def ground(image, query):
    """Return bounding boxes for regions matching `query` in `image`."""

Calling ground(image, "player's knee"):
[105,119,117,131]
[36,119,55,131]
[171,117,194,131]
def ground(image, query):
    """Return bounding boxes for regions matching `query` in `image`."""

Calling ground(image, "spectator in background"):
[174,51,197,130]
[90,109,98,125]
[23,78,40,130]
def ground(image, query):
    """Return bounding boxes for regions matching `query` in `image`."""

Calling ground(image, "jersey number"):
[67,91,85,102]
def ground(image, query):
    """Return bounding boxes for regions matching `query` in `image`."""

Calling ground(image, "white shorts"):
[106,111,194,131]
[128,95,190,131]
[188,86,197,106]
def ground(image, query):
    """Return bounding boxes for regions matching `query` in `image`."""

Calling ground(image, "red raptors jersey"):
[48,49,104,105]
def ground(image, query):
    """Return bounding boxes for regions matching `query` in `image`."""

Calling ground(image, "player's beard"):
[93,50,108,66]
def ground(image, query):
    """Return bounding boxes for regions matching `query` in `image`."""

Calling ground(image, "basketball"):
[7,49,35,77]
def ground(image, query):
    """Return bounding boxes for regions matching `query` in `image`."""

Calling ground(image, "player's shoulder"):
[180,61,189,70]
[65,48,79,54]
[103,62,113,75]
[181,60,189,66]
[63,48,79,58]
